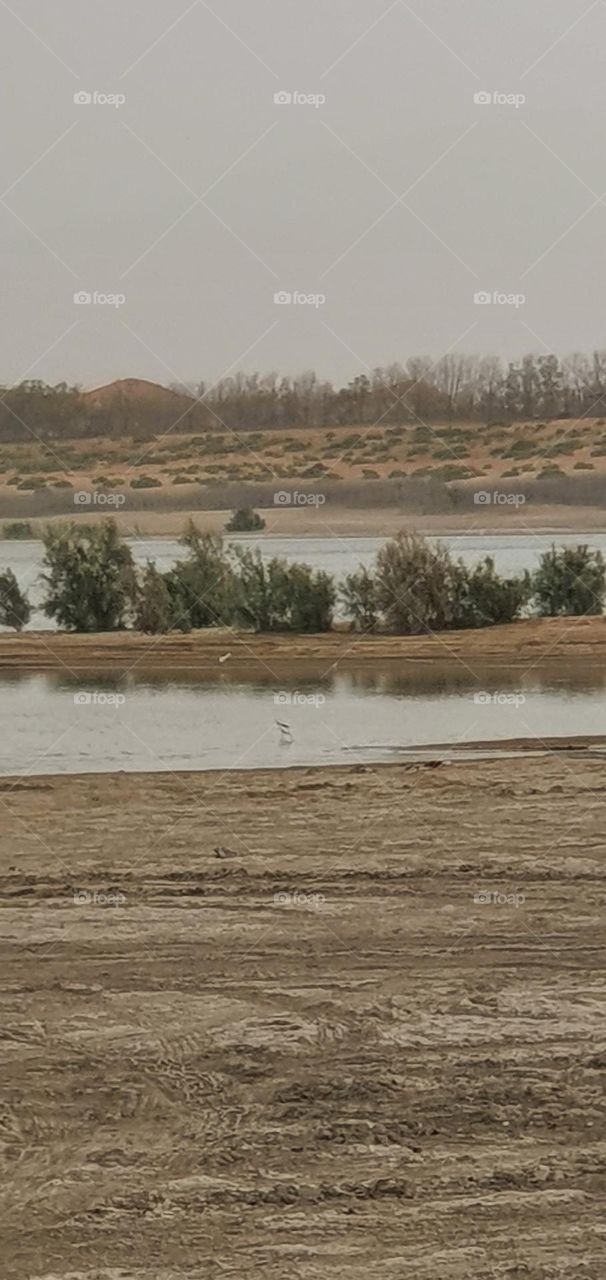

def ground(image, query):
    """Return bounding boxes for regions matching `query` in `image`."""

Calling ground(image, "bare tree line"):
[2,350,606,442]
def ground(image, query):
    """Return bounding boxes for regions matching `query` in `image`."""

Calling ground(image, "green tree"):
[0,569,31,630]
[232,548,290,631]
[375,533,458,634]
[284,563,335,632]
[41,520,137,632]
[340,566,378,631]
[168,521,236,629]
[135,562,176,634]
[532,545,605,617]
[451,556,530,628]
[232,548,335,632]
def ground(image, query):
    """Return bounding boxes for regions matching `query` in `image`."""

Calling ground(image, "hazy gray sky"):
[1,0,604,388]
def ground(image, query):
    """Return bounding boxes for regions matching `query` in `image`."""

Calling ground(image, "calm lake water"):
[2,533,606,775]
[3,665,606,777]
[3,531,606,630]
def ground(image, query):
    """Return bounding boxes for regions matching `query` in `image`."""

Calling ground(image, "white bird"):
[218,652,232,664]
[276,720,293,744]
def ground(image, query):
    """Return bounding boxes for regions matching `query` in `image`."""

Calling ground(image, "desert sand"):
[0,755,604,1278]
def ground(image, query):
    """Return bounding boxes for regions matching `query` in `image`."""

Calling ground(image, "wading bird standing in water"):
[276,720,293,744]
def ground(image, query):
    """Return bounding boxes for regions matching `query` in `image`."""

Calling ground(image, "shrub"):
[451,557,530,628]
[130,475,162,489]
[544,440,577,457]
[301,463,327,478]
[134,562,190,633]
[285,563,335,632]
[41,520,137,632]
[0,569,31,630]
[573,461,594,470]
[2,521,33,539]
[165,521,236,629]
[232,549,290,631]
[432,464,475,481]
[375,533,458,634]
[340,567,379,631]
[504,440,537,458]
[232,548,335,632]
[225,507,266,533]
[531,545,606,617]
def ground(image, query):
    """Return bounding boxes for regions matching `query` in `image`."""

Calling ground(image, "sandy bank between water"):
[0,615,605,675]
[6,500,606,538]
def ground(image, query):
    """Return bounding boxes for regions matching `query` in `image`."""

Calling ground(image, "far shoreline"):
[1,502,606,541]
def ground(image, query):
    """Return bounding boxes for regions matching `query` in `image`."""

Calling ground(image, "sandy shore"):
[1,615,606,675]
[7,500,606,538]
[1,756,604,1279]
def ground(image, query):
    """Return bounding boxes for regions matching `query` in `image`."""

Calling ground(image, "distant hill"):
[84,378,195,411]
[78,378,203,438]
